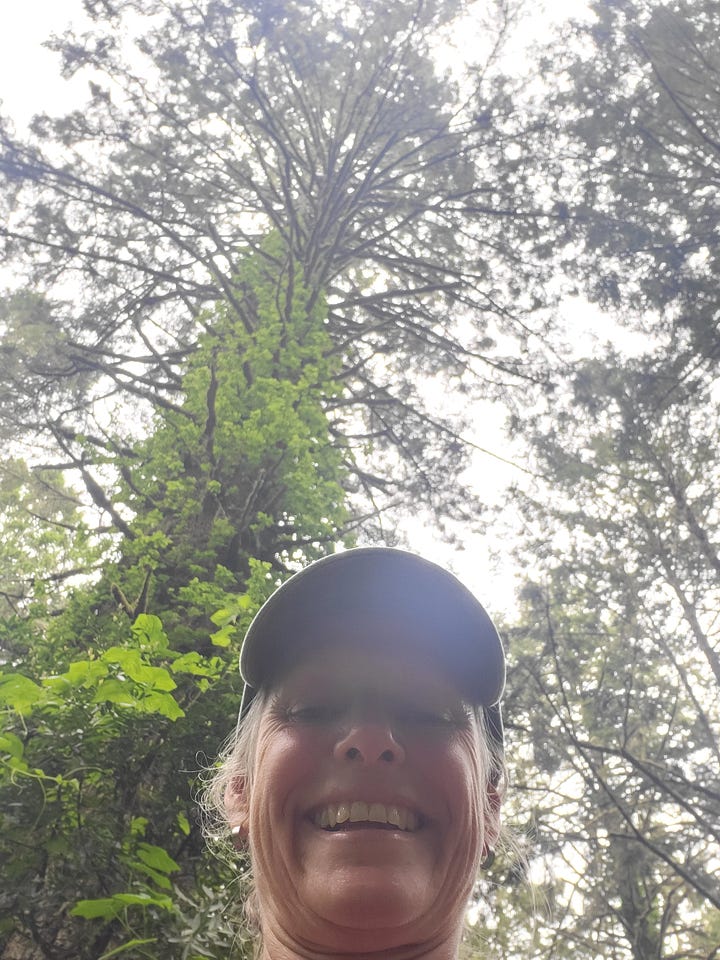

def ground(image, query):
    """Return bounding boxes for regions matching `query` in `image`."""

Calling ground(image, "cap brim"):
[239,548,505,725]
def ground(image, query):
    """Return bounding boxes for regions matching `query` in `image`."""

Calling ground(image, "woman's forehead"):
[274,630,466,703]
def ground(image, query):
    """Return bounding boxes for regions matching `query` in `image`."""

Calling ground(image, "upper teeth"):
[314,801,419,832]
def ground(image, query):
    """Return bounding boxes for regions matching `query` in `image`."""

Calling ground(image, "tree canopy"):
[0,0,545,541]
[482,2,720,957]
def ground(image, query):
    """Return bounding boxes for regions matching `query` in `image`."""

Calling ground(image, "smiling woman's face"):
[231,619,498,957]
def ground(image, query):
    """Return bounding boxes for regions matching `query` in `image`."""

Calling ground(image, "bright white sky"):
[0,0,596,615]
[0,0,90,128]
[0,0,592,129]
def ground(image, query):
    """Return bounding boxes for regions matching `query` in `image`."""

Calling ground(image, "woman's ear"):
[225,775,250,845]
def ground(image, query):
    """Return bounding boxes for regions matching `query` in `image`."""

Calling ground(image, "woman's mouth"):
[312,801,421,832]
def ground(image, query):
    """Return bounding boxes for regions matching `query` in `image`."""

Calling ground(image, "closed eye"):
[286,704,342,724]
[397,705,473,728]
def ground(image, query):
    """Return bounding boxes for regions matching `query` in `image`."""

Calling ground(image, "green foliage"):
[2,580,249,958]
[0,459,100,619]
[113,232,347,646]
[0,235,348,959]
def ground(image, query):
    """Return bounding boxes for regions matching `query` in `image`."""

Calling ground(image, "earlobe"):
[225,775,250,845]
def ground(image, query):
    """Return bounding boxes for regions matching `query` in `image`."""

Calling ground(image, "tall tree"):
[0,5,553,956]
[500,346,720,959]
[0,0,544,542]
[482,1,720,954]
[0,238,348,960]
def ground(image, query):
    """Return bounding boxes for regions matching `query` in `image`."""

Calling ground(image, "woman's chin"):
[299,869,440,939]
[319,889,418,930]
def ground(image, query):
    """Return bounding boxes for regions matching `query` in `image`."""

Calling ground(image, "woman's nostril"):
[336,724,406,764]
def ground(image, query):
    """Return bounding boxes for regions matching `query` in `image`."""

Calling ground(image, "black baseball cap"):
[238,547,505,746]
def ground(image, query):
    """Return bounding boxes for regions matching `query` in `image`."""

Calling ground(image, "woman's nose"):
[333,721,406,765]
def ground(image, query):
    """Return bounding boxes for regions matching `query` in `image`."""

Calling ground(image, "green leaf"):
[0,731,25,760]
[71,892,174,919]
[0,673,44,712]
[209,606,234,626]
[135,843,180,875]
[126,862,172,889]
[132,613,169,651]
[71,898,122,920]
[44,659,108,692]
[113,892,174,911]
[139,690,184,720]
[101,648,176,691]
[46,834,71,856]
[91,678,136,709]
[98,938,158,959]
[130,817,148,837]
[176,811,191,836]
[170,651,222,677]
[209,625,232,647]
[209,593,252,626]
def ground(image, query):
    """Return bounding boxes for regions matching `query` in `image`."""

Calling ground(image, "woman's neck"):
[258,924,464,960]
